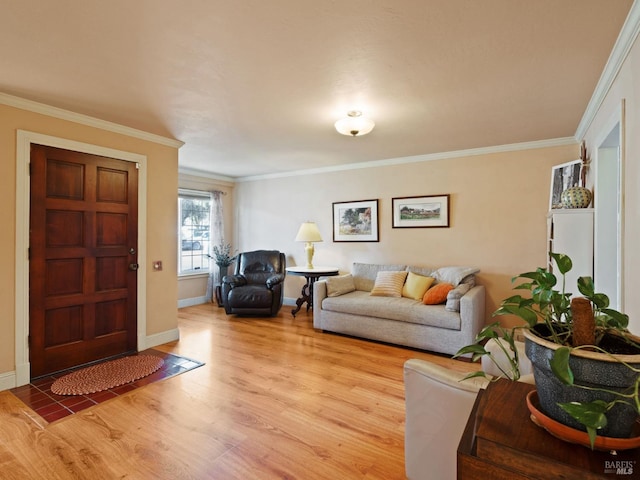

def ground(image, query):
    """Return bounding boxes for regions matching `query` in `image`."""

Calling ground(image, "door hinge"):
[135,163,140,170]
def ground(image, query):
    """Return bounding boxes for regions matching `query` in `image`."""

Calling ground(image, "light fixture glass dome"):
[335,111,375,137]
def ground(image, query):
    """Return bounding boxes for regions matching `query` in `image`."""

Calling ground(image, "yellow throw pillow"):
[423,282,454,305]
[402,272,435,300]
[370,271,408,297]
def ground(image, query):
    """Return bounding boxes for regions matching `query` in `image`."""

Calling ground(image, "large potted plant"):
[456,253,640,448]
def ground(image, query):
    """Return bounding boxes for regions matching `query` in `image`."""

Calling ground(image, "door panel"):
[29,144,138,377]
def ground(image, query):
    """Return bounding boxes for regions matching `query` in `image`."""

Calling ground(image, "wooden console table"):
[457,379,640,479]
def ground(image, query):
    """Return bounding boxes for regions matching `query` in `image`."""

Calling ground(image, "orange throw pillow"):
[423,283,454,305]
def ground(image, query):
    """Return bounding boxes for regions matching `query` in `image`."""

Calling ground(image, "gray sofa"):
[313,262,485,356]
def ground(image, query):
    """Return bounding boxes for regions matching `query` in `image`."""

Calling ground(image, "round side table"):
[286,266,339,317]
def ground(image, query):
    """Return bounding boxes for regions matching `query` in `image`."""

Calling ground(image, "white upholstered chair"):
[404,338,533,480]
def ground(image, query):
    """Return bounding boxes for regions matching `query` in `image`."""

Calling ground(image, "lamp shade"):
[295,222,323,243]
[335,111,375,137]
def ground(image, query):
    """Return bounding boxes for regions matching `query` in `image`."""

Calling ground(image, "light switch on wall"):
[153,260,163,271]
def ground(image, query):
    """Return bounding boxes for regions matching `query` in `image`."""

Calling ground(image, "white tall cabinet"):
[547,209,594,296]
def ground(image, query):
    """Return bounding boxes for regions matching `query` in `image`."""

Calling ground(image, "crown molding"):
[179,167,236,185]
[236,137,578,182]
[575,0,640,140]
[0,92,184,149]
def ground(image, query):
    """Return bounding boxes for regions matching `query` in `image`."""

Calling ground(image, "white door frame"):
[593,100,625,311]
[14,130,148,387]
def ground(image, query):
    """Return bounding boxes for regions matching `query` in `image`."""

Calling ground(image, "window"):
[178,190,211,275]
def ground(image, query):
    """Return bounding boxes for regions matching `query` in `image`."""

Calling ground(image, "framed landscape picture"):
[392,194,450,228]
[332,199,379,242]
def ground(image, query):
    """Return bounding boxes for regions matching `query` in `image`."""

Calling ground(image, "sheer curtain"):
[205,190,225,303]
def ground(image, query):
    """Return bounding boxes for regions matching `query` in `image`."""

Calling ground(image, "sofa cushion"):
[321,291,461,330]
[352,262,407,291]
[227,284,273,308]
[406,265,436,277]
[326,274,356,297]
[423,283,454,305]
[402,272,435,300]
[370,271,408,297]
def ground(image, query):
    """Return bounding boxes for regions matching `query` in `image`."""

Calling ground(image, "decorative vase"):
[214,265,229,307]
[218,265,228,281]
[524,327,640,438]
[560,186,592,208]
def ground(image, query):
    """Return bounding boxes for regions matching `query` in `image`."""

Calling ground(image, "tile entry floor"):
[9,349,203,423]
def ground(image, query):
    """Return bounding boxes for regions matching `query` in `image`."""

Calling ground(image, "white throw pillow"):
[433,266,480,286]
[326,274,356,297]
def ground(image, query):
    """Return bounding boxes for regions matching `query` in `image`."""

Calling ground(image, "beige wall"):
[0,103,180,376]
[583,29,640,333]
[228,19,640,334]
[235,144,578,327]
[4,25,637,374]
[177,173,235,303]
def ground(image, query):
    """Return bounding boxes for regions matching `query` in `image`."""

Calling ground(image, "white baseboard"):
[145,328,180,350]
[15,362,30,388]
[178,296,209,308]
[283,297,296,306]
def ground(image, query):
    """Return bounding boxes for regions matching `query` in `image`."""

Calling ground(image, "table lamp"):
[295,222,323,269]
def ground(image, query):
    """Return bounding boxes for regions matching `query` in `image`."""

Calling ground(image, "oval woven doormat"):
[51,354,164,395]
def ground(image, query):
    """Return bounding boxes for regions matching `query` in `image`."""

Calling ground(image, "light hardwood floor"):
[0,304,477,479]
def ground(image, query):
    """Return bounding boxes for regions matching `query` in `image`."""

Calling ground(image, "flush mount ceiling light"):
[334,110,375,137]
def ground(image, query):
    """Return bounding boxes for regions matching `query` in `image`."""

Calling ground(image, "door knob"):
[129,263,139,271]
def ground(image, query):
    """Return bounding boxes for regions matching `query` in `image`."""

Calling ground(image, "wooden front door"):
[29,144,139,378]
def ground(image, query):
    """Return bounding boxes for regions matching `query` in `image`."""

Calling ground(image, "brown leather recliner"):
[221,250,286,316]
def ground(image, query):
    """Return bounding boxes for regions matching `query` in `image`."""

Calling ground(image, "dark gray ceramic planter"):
[524,327,640,438]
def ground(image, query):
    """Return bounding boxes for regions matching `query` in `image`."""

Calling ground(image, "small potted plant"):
[456,253,640,448]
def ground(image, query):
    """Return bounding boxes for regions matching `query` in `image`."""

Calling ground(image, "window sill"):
[178,271,210,280]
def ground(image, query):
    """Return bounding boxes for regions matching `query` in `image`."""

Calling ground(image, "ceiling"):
[1,1,633,179]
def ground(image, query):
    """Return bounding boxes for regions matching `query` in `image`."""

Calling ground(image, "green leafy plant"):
[210,242,237,267]
[455,253,640,448]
